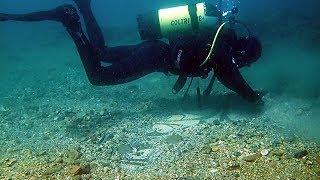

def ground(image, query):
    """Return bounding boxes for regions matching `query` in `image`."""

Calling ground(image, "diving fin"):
[182,78,194,102]
[197,86,202,108]
[203,74,216,97]
[173,75,188,94]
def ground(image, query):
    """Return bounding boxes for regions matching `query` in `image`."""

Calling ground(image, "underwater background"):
[0,0,320,179]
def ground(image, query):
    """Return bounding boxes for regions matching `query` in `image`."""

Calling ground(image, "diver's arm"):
[214,55,260,103]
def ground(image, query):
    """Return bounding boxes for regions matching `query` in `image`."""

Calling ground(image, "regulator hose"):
[200,22,228,67]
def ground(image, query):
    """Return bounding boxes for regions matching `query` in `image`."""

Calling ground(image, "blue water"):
[0,0,320,179]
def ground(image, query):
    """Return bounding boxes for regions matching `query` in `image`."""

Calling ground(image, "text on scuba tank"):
[170,16,204,26]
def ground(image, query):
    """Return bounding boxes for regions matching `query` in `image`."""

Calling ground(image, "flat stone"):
[211,145,220,153]
[272,150,284,157]
[167,114,201,122]
[70,165,90,176]
[165,134,183,144]
[152,124,174,134]
[6,158,17,167]
[167,115,185,121]
[306,161,313,166]
[128,149,153,161]
[43,165,63,175]
[293,150,308,159]
[210,168,218,174]
[167,120,200,127]
[227,162,240,170]
[243,153,261,162]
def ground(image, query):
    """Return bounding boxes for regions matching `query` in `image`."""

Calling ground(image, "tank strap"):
[188,4,199,32]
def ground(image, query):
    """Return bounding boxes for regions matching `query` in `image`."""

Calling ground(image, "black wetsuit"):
[0,2,260,103]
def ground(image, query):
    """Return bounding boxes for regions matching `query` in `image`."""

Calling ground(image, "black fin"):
[173,75,188,94]
[203,74,216,97]
[197,86,202,108]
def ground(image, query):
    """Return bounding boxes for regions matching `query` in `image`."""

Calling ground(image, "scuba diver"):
[0,0,262,103]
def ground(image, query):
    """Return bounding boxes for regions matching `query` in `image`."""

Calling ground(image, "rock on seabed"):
[261,149,269,156]
[70,165,90,176]
[294,150,308,159]
[152,124,174,134]
[243,153,262,162]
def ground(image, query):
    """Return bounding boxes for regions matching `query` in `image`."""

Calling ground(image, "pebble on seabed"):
[261,149,269,156]
[210,168,218,175]
[69,165,91,176]
[272,150,284,157]
[211,145,220,153]
[152,124,174,134]
[6,158,17,167]
[243,153,262,162]
[227,161,240,170]
[294,150,308,159]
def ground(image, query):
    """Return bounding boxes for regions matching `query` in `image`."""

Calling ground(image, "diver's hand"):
[254,90,268,106]
[0,13,8,21]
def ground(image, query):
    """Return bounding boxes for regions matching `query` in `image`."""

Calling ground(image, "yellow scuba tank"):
[137,2,222,40]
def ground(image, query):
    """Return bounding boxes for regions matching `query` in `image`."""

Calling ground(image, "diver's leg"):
[0,10,57,22]
[73,0,141,63]
[66,23,102,84]
[62,9,170,86]
[67,19,170,86]
[100,45,139,63]
[0,5,170,86]
[73,0,105,51]
[82,41,170,86]
[72,0,144,64]
[0,5,101,83]
[0,5,80,30]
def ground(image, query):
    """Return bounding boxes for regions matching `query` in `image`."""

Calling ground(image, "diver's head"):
[233,37,262,68]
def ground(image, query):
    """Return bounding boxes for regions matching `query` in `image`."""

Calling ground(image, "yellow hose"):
[200,22,227,67]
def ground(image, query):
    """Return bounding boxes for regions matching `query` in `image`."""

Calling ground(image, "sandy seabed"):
[0,20,320,179]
